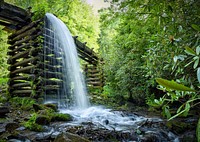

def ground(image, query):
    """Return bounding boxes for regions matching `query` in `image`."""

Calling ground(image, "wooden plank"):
[8,42,33,53]
[10,65,35,74]
[8,19,42,39]
[9,27,39,44]
[1,1,31,20]
[8,31,42,47]
[7,49,31,64]
[9,74,36,81]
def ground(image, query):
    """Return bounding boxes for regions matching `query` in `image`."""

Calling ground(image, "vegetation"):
[99,0,199,119]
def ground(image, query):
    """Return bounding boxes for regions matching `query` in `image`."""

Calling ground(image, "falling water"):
[42,13,179,141]
[43,13,89,109]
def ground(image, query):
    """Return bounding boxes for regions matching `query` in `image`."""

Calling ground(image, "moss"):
[51,113,72,122]
[44,103,58,112]
[23,113,44,132]
[9,97,35,110]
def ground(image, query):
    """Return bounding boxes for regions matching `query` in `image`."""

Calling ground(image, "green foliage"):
[99,0,200,112]
[156,78,195,92]
[6,0,100,51]
[147,78,200,120]
[10,97,36,110]
[51,113,72,121]
[0,26,9,81]
[23,113,44,132]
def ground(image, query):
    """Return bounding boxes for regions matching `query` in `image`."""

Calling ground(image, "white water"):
[44,13,179,141]
[44,13,90,109]
[60,106,148,131]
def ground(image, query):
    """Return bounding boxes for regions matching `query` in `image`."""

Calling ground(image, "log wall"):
[0,1,104,98]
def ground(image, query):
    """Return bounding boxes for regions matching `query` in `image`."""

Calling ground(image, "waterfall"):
[43,13,90,109]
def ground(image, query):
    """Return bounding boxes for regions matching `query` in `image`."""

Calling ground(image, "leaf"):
[156,78,195,92]
[193,58,199,69]
[197,67,200,83]
[164,106,171,119]
[191,24,200,31]
[185,46,196,56]
[196,46,200,55]
[183,102,190,116]
[177,104,184,114]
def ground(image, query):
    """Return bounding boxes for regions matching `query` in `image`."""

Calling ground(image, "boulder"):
[33,103,43,112]
[54,132,90,142]
[35,115,50,125]
[5,122,20,133]
[44,103,58,112]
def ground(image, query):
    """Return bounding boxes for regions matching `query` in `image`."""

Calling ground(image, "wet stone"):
[54,132,90,142]
[5,122,20,133]
[35,115,50,125]
[0,106,10,117]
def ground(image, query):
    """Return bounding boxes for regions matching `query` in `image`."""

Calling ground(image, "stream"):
[54,106,179,142]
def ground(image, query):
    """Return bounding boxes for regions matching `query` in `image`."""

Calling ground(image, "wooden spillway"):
[0,0,104,98]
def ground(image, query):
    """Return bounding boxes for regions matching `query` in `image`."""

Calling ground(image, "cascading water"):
[43,13,179,141]
[43,13,89,109]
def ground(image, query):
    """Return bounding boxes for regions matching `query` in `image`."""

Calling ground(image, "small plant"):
[23,113,43,132]
[10,97,36,110]
[147,78,199,120]
[51,113,72,121]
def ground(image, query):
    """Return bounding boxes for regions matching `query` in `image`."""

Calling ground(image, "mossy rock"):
[33,103,43,112]
[44,103,58,112]
[23,113,44,132]
[51,113,72,122]
[35,115,51,125]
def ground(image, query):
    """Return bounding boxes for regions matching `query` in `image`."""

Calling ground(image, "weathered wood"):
[39,70,63,79]
[14,57,38,67]
[8,27,39,44]
[10,65,35,74]
[11,82,31,88]
[8,19,42,39]
[8,42,32,52]
[86,78,101,82]
[74,37,98,60]
[0,12,26,25]
[87,81,103,86]
[8,31,42,49]
[7,49,31,64]
[39,79,63,86]
[10,90,33,97]
[37,61,62,71]
[0,13,20,25]
[86,69,99,74]
[0,0,31,20]
[78,54,97,65]
[9,75,36,81]
[43,85,60,91]
[77,48,98,62]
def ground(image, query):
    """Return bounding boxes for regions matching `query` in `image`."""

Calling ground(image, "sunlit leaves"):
[185,46,196,56]
[197,67,200,83]
[156,78,195,92]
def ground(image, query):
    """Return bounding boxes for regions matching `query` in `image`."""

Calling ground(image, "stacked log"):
[73,36,98,65]
[0,0,31,32]
[0,1,105,98]
[84,64,104,89]
[7,20,43,97]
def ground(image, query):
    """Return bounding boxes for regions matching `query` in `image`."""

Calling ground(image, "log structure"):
[0,0,104,99]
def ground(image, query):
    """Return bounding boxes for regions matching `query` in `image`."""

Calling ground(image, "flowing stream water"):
[44,13,179,142]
